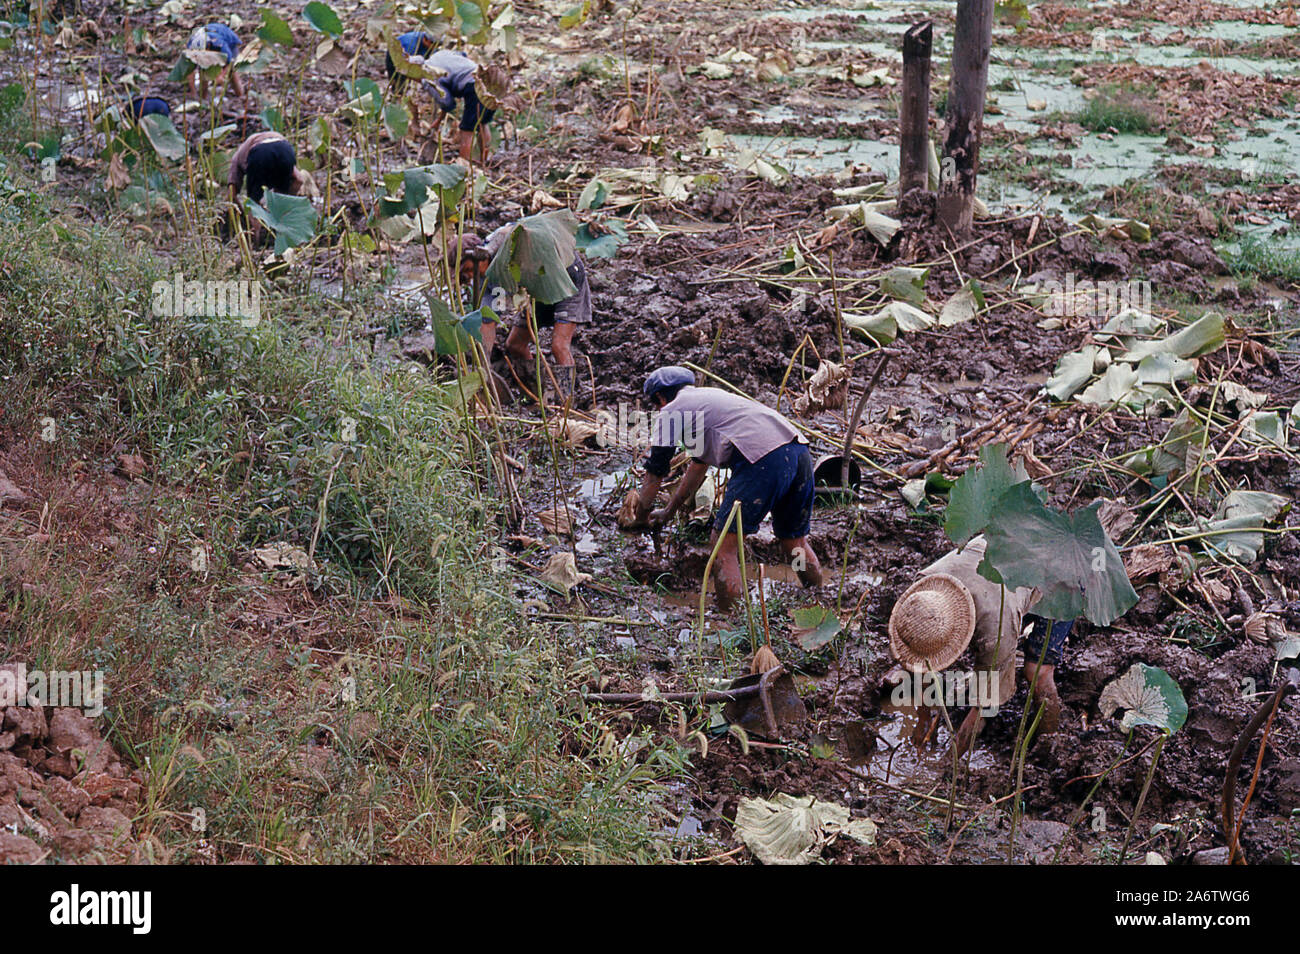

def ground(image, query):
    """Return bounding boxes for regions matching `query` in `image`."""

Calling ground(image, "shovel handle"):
[841,351,895,487]
[583,666,786,706]
[584,685,763,705]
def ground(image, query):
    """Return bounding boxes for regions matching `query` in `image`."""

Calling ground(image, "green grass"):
[0,158,687,862]
[1076,88,1159,134]
[1224,232,1300,285]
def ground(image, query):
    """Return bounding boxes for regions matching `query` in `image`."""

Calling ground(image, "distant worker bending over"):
[227,131,310,241]
[424,48,494,162]
[186,22,245,99]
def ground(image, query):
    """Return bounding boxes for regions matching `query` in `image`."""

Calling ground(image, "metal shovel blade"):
[723,666,807,739]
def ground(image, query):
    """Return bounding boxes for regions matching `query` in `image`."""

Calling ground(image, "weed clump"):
[1076,87,1158,134]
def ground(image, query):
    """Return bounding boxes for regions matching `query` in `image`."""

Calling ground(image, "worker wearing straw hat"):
[889,535,1068,755]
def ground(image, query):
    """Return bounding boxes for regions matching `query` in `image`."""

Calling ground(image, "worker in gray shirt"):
[424,48,494,162]
[633,367,824,610]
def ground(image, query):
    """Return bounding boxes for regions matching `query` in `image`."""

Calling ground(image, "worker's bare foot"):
[952,709,984,758]
[910,706,938,747]
[712,544,744,612]
[781,538,823,587]
[1032,682,1061,734]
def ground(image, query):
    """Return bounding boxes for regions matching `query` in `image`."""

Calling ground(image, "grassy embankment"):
[0,86,683,864]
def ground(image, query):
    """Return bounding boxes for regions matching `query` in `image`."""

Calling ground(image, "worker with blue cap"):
[633,366,823,610]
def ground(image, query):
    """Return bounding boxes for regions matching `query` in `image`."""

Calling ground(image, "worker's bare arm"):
[650,459,709,527]
[635,472,664,519]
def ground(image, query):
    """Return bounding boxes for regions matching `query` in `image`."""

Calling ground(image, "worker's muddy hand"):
[647,507,672,529]
[615,490,653,533]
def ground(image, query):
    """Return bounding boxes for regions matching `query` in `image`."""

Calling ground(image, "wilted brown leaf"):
[1124,543,1172,581]
[793,360,849,416]
[537,551,591,596]
[537,506,573,536]
[106,152,130,191]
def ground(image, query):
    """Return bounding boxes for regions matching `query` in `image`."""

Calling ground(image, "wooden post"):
[937,0,994,236]
[899,20,933,197]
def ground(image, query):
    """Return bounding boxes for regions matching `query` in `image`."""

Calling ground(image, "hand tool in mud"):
[818,349,897,495]
[615,490,661,557]
[584,664,806,738]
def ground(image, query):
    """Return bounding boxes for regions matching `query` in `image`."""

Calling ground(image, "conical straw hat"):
[888,573,977,673]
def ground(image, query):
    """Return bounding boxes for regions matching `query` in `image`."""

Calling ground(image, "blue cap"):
[643,366,695,400]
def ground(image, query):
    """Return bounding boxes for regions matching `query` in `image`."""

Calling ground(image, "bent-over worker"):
[887,534,1073,755]
[634,366,824,610]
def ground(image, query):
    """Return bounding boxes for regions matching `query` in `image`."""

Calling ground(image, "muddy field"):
[10,0,1300,863]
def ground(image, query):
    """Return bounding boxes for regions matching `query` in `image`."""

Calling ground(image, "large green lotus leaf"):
[258,9,296,46]
[167,54,196,83]
[938,279,984,327]
[575,220,627,259]
[844,301,931,345]
[383,102,410,140]
[1094,308,1161,351]
[790,606,842,652]
[1135,352,1196,386]
[1077,362,1139,406]
[576,177,608,212]
[1242,411,1286,447]
[377,164,466,218]
[455,0,490,40]
[882,300,933,332]
[1123,411,1199,478]
[1045,346,1101,401]
[978,482,1138,626]
[139,114,186,161]
[424,295,486,355]
[485,210,579,305]
[441,370,483,410]
[842,310,897,346]
[943,444,1027,548]
[245,191,318,255]
[1175,490,1292,563]
[302,1,344,37]
[1099,663,1187,733]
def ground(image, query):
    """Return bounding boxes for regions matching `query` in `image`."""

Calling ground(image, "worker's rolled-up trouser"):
[714,440,814,540]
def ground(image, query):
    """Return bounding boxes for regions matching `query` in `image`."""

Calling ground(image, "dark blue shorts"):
[459,82,495,132]
[245,140,297,204]
[714,441,814,540]
[130,97,170,120]
[1024,616,1073,666]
